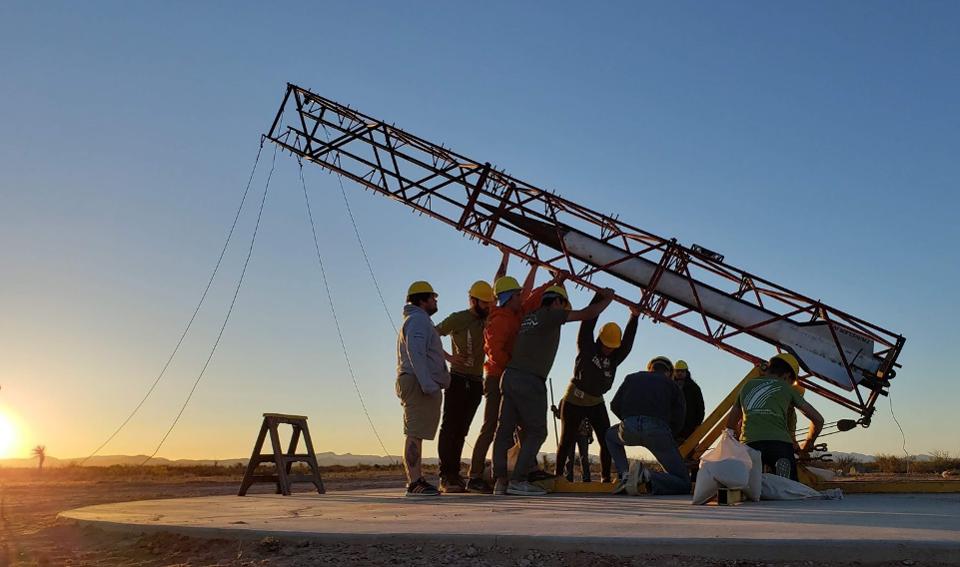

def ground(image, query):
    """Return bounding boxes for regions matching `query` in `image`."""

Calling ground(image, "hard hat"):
[468,280,495,303]
[674,360,689,371]
[544,285,568,300]
[769,353,800,378]
[647,356,673,372]
[598,322,622,349]
[494,276,521,295]
[407,281,436,297]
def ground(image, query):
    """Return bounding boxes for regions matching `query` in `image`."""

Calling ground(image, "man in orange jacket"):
[465,248,564,493]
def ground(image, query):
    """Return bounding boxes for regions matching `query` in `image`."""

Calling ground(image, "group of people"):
[395,249,823,497]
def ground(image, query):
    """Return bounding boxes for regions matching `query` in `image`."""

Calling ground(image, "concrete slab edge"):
[59,514,960,563]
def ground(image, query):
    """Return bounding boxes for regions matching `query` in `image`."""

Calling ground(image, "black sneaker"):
[466,477,494,494]
[405,478,440,497]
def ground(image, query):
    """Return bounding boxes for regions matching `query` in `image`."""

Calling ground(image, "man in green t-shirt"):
[492,284,615,496]
[727,353,824,480]
[434,280,495,493]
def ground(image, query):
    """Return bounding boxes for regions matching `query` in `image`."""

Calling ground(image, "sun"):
[0,412,17,459]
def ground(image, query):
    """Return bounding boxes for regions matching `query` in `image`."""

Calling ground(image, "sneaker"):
[627,461,650,496]
[440,476,466,494]
[405,478,440,497]
[612,476,630,495]
[466,477,494,494]
[506,480,548,496]
[493,478,508,496]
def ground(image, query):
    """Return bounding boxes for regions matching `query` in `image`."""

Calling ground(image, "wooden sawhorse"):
[238,413,325,496]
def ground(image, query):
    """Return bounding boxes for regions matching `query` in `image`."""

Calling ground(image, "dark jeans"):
[606,415,691,495]
[493,368,548,481]
[438,372,484,479]
[564,437,592,482]
[554,400,611,481]
[747,440,798,481]
[468,372,502,479]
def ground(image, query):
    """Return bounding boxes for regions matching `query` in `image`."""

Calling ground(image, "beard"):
[426,303,439,316]
[476,306,490,318]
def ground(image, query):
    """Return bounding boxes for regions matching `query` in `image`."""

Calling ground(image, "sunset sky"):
[1,2,958,463]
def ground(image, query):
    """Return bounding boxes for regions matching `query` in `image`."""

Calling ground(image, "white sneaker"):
[612,476,630,494]
[627,461,649,496]
[506,480,547,496]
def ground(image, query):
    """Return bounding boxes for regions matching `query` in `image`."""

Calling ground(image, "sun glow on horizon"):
[0,411,20,459]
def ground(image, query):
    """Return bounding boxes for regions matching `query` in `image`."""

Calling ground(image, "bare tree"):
[32,445,46,472]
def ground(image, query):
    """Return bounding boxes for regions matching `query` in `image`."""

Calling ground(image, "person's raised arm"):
[795,398,824,453]
[494,246,510,282]
[577,291,604,350]
[520,261,538,297]
[611,305,640,363]
[565,287,615,323]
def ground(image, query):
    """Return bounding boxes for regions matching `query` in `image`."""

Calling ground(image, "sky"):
[0,2,958,463]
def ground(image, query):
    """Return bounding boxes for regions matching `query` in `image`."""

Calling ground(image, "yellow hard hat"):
[407,281,436,297]
[468,280,495,303]
[544,285,568,300]
[647,356,673,372]
[674,360,689,371]
[494,276,521,295]
[598,322,622,348]
[769,353,800,378]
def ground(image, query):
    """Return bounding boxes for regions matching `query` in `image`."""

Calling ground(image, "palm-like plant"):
[32,445,46,472]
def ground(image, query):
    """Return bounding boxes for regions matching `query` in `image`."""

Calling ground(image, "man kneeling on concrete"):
[606,356,690,495]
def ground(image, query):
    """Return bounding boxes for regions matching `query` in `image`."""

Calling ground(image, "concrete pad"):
[60,490,960,562]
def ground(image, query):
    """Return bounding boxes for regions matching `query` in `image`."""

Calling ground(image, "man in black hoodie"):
[672,360,705,445]
[554,292,639,482]
[606,356,690,496]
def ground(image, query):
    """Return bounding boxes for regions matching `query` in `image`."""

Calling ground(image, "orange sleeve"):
[483,311,511,378]
[521,282,552,315]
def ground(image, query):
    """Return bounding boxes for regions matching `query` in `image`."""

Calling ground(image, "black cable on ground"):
[298,163,397,463]
[80,143,265,466]
[140,143,277,466]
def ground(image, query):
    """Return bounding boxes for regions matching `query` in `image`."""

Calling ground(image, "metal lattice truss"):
[265,83,904,424]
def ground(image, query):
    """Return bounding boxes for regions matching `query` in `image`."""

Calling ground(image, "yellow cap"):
[647,356,673,372]
[769,353,800,377]
[674,360,688,371]
[598,322,622,348]
[544,285,568,300]
[494,276,521,295]
[468,280,495,303]
[407,281,436,297]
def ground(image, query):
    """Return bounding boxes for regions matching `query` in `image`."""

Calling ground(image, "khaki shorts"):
[396,373,442,440]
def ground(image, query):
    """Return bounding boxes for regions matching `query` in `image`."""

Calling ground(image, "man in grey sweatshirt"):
[396,280,451,496]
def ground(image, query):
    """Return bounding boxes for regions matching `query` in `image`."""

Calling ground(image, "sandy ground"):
[0,470,955,566]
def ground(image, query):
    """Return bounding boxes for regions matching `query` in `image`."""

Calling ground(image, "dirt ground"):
[0,469,955,566]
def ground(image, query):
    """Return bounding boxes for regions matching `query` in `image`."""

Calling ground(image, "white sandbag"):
[743,444,762,502]
[805,466,837,481]
[760,473,841,500]
[692,430,759,504]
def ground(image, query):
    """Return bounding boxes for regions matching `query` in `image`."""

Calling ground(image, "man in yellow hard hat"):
[554,291,641,483]
[607,356,691,496]
[434,279,495,493]
[466,248,564,493]
[396,281,450,496]
[492,283,616,496]
[672,360,705,445]
[726,353,824,481]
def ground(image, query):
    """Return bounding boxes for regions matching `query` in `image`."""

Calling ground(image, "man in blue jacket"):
[606,356,690,496]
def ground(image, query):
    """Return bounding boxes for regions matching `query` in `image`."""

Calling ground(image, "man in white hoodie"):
[396,280,451,496]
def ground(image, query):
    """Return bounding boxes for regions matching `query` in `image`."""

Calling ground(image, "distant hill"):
[0,451,935,469]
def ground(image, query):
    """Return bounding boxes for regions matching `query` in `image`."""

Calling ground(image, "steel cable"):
[298,162,397,463]
[140,143,277,466]
[79,143,265,466]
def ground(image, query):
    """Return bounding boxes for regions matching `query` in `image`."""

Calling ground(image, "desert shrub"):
[832,454,858,475]
[874,453,908,474]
